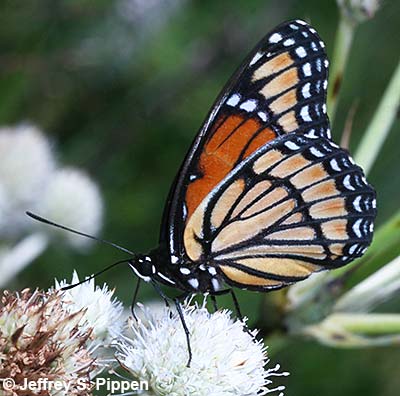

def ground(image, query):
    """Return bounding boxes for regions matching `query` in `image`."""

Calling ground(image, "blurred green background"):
[1,0,399,395]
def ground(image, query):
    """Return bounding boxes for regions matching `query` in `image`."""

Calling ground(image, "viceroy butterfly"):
[28,19,376,366]
[145,19,375,293]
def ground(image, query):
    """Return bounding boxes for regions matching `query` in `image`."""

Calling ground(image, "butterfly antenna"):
[26,211,134,256]
[61,259,130,291]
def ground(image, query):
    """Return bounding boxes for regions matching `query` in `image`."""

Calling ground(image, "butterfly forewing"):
[161,19,331,261]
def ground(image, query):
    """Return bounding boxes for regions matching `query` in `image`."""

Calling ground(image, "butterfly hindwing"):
[183,131,376,290]
[161,19,331,260]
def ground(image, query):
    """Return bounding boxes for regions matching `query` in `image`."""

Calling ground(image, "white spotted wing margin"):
[183,132,377,291]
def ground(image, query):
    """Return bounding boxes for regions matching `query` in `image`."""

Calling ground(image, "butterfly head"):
[128,254,156,282]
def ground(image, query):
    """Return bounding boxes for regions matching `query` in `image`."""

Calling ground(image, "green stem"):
[354,59,400,175]
[334,256,400,313]
[330,313,400,335]
[327,16,356,124]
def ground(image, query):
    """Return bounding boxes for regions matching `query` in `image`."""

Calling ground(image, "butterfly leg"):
[174,297,193,367]
[210,294,218,312]
[130,278,141,321]
[229,289,243,321]
[213,289,253,336]
[151,281,171,309]
[229,289,255,337]
[151,282,192,366]
[211,289,245,321]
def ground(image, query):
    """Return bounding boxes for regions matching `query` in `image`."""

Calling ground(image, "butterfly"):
[27,19,376,366]
[128,19,376,294]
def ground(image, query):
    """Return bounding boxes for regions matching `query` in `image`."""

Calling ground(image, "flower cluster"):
[116,301,288,396]
[0,271,288,396]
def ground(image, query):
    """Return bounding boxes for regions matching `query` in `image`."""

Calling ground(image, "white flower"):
[40,167,103,248]
[54,270,125,347]
[116,301,288,396]
[0,124,55,237]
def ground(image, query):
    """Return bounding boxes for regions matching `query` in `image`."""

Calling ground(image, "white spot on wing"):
[353,196,362,212]
[258,111,268,122]
[296,19,307,25]
[303,63,312,76]
[240,99,257,112]
[250,51,263,66]
[284,38,295,46]
[343,175,355,191]
[349,244,358,254]
[284,140,300,150]
[227,94,240,107]
[171,255,179,264]
[353,219,363,237]
[305,130,318,139]
[302,83,311,98]
[208,267,217,275]
[323,79,328,90]
[300,105,312,121]
[330,159,341,172]
[269,33,282,43]
[310,146,324,158]
[295,46,307,58]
